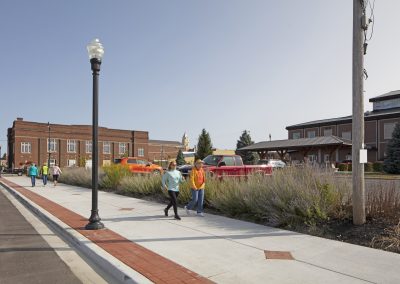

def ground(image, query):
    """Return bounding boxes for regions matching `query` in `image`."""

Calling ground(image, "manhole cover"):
[264,250,294,260]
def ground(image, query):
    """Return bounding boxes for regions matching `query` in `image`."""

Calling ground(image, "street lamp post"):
[85,39,105,230]
[47,122,51,168]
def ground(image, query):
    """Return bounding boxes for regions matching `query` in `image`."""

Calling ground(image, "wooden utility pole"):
[352,0,366,225]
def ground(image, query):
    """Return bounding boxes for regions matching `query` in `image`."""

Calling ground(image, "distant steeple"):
[182,132,190,151]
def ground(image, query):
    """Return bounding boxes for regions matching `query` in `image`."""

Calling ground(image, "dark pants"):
[166,190,179,216]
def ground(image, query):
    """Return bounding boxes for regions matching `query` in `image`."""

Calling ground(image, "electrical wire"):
[366,0,375,41]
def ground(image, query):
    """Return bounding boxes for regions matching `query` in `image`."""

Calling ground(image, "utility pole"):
[352,0,366,225]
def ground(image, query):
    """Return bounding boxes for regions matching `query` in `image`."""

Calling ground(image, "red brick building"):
[7,118,182,168]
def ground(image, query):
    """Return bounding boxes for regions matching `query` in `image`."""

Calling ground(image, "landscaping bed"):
[59,165,400,254]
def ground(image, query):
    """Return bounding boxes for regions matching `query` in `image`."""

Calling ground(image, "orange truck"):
[114,157,163,175]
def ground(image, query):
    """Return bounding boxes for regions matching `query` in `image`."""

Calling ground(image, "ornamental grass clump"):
[365,181,400,219]
[118,175,163,196]
[58,167,92,188]
[208,167,350,226]
[100,164,131,191]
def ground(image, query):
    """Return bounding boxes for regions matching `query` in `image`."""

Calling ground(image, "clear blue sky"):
[1,0,400,153]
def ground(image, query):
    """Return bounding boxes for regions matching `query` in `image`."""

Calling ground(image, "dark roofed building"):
[239,91,400,164]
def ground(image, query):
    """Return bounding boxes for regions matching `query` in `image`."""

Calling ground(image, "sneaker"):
[197,212,204,217]
[164,208,168,217]
[174,215,181,220]
[184,206,190,215]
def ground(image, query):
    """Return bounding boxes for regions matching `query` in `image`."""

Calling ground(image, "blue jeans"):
[187,189,204,213]
[42,175,48,185]
[30,176,36,187]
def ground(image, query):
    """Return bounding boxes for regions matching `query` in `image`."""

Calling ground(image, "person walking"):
[184,159,206,216]
[52,163,62,186]
[162,161,184,220]
[41,163,49,186]
[28,163,38,187]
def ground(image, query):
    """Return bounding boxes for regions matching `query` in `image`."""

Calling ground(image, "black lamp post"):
[85,39,105,230]
[47,122,51,168]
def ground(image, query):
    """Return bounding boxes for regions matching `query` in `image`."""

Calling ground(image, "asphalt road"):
[0,187,82,284]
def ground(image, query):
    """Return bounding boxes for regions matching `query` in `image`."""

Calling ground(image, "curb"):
[0,180,152,284]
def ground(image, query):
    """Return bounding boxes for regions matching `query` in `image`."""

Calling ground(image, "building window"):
[342,131,351,140]
[384,123,396,140]
[21,142,31,153]
[307,131,316,138]
[138,148,144,157]
[119,143,127,155]
[103,142,111,154]
[67,139,76,153]
[47,138,57,152]
[324,154,330,162]
[49,159,56,167]
[292,132,301,139]
[323,129,332,136]
[345,154,352,161]
[308,155,317,162]
[86,141,92,154]
[68,159,76,167]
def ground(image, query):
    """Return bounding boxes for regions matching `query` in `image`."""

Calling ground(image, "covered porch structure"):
[238,136,352,165]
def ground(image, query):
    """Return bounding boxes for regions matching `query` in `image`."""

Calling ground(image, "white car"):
[257,159,286,168]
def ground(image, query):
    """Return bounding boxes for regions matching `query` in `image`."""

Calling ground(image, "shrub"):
[100,164,131,190]
[338,163,348,171]
[373,161,384,172]
[347,163,352,172]
[364,162,373,172]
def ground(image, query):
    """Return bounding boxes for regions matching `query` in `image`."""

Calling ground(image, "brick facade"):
[286,91,400,163]
[7,119,182,168]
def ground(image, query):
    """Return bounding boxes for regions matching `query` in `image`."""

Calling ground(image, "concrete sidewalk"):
[1,176,400,284]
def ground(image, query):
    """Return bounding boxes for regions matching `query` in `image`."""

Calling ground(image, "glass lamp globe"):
[87,39,104,60]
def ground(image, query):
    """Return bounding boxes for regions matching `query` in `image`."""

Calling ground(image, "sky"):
[1,0,400,153]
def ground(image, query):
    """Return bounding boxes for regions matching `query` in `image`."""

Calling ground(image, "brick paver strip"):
[1,178,213,284]
[264,250,294,260]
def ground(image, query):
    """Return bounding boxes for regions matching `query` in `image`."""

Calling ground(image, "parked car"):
[178,155,272,178]
[257,159,286,168]
[114,157,163,175]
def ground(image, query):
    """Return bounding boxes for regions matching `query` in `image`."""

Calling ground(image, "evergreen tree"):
[383,123,400,174]
[236,130,258,165]
[176,149,186,166]
[195,129,213,160]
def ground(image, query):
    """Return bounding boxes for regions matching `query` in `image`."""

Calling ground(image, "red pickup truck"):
[178,155,272,178]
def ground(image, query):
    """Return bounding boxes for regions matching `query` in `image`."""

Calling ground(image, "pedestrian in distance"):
[41,163,49,186]
[52,163,62,186]
[162,161,184,220]
[28,163,38,187]
[184,159,206,217]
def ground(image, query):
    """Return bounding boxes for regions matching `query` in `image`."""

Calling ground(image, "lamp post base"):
[85,210,104,230]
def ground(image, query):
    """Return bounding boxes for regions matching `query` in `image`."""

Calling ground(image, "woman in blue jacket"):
[28,163,38,187]
[162,161,184,220]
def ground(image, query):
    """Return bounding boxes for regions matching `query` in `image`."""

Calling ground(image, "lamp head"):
[87,39,104,61]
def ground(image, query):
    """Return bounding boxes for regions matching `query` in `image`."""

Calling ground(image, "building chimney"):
[16,117,23,121]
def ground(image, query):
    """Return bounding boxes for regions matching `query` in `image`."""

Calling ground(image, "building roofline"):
[369,90,400,102]
[286,108,400,130]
